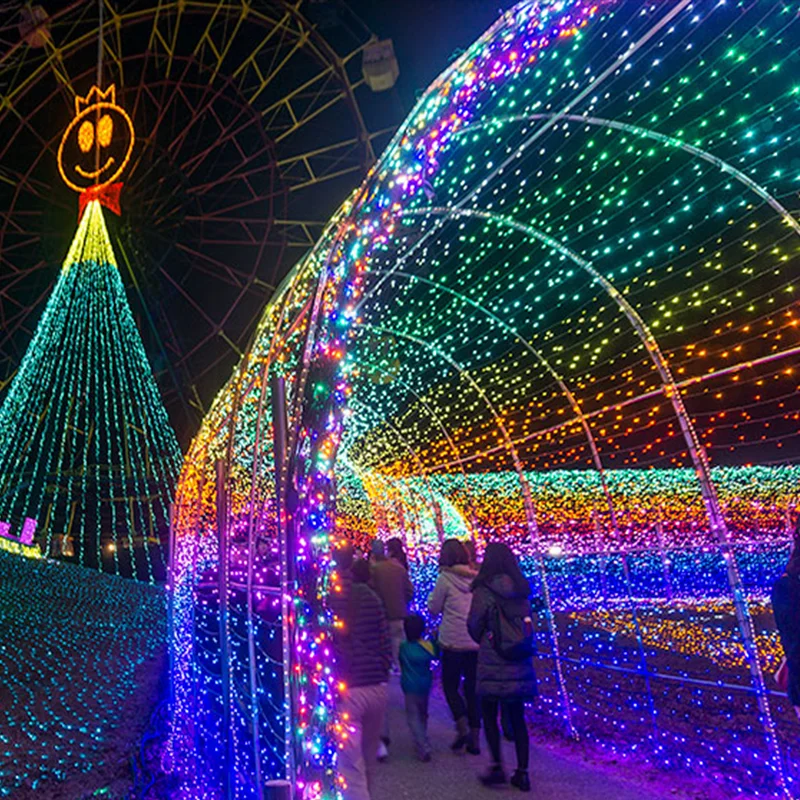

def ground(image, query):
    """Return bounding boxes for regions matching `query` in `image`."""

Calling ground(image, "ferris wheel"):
[0,0,398,442]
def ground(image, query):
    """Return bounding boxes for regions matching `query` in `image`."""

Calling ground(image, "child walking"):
[399,614,440,762]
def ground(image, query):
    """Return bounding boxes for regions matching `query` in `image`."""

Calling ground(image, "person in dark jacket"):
[772,526,800,716]
[338,558,391,800]
[428,538,481,754]
[468,542,536,793]
[370,538,414,667]
[329,542,355,620]
[387,536,409,571]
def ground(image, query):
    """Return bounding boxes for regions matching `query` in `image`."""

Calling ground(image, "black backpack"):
[489,601,536,661]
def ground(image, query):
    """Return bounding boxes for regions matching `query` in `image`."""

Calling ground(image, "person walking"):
[370,538,414,668]
[329,542,355,619]
[427,538,481,755]
[772,521,800,718]
[337,558,392,800]
[387,536,409,571]
[468,542,536,792]
[398,614,439,762]
[369,538,413,759]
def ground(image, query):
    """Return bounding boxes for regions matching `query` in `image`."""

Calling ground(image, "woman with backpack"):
[468,542,536,792]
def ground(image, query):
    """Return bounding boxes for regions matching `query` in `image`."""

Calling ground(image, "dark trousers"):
[481,697,529,771]
[404,692,431,758]
[441,648,480,729]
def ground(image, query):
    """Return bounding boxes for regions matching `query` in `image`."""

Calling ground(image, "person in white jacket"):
[427,538,481,754]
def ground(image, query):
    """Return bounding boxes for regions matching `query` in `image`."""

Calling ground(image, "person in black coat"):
[337,558,391,800]
[772,525,800,715]
[468,542,536,792]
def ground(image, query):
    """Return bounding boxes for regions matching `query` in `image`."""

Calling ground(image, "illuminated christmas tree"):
[0,86,181,580]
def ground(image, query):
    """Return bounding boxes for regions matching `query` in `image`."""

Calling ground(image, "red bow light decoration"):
[78,182,123,221]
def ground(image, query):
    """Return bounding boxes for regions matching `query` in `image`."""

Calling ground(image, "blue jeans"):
[404,692,431,759]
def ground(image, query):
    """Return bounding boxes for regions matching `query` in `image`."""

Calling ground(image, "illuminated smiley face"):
[57,84,134,192]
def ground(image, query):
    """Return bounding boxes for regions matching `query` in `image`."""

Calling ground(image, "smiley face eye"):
[97,114,113,147]
[78,120,94,153]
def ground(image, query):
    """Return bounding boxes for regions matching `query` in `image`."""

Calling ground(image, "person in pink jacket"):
[428,538,480,754]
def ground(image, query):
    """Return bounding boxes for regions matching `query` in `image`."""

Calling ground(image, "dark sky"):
[345,0,506,108]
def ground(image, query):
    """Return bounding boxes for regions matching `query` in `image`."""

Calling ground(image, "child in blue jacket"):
[399,614,440,761]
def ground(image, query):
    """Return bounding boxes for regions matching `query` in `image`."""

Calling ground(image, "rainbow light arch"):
[169,1,800,797]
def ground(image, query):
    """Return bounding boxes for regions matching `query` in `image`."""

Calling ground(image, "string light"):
[0,201,181,580]
[0,550,165,797]
[170,0,800,796]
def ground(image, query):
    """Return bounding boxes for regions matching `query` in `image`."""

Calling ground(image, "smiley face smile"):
[75,157,115,179]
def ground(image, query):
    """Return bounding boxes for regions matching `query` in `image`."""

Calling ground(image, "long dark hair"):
[439,538,469,569]
[386,537,409,571]
[473,542,529,596]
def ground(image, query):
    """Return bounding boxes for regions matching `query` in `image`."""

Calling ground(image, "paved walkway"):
[371,680,667,800]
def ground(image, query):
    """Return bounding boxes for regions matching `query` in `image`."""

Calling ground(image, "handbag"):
[775,656,789,692]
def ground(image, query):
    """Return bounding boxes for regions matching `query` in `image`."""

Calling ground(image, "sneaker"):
[466,729,480,756]
[510,770,531,792]
[377,741,389,762]
[479,764,506,787]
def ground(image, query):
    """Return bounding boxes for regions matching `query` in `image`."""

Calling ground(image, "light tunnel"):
[168,1,800,797]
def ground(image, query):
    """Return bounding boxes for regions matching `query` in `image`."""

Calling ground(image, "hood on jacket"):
[441,567,474,594]
[486,573,530,600]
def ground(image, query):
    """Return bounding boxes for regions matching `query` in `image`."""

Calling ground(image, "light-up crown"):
[74,85,116,116]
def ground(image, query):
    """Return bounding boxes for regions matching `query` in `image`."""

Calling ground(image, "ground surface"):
[372,679,718,800]
[0,551,166,799]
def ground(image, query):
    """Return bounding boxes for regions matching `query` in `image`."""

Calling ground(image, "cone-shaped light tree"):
[0,85,181,580]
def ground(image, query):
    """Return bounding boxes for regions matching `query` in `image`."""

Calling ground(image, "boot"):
[479,764,506,787]
[466,728,480,756]
[451,716,469,751]
[510,770,531,792]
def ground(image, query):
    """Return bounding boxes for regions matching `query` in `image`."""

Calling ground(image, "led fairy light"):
[0,87,180,580]
[0,550,166,796]
[170,0,800,797]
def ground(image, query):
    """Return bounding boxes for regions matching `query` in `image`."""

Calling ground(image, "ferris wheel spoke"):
[158,266,222,331]
[248,34,305,107]
[173,243,249,289]
[165,79,229,159]
[0,280,50,348]
[184,152,278,199]
[231,9,292,82]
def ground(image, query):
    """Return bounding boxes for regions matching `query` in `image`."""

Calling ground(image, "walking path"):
[371,680,669,800]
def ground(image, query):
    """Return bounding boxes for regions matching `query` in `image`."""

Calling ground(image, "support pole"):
[215,459,233,800]
[245,364,271,800]
[656,518,674,603]
[167,501,176,719]
[271,376,295,786]
[264,780,292,799]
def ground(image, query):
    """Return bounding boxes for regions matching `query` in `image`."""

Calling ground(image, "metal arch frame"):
[425,344,800,472]
[342,356,482,535]
[357,264,660,732]
[386,204,784,780]
[452,112,800,238]
[347,398,448,546]
[364,263,625,542]
[364,320,576,738]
